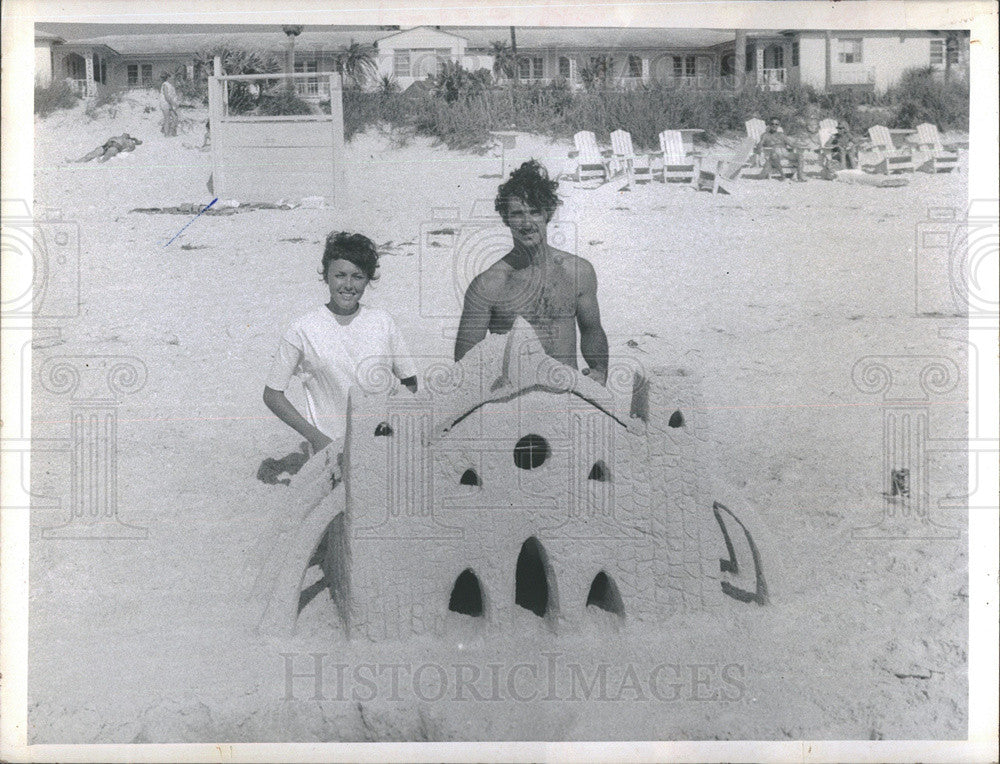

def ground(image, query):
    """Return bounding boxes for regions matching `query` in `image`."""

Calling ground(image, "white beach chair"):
[865,125,915,174]
[610,129,654,185]
[570,131,612,185]
[913,123,959,173]
[655,130,699,185]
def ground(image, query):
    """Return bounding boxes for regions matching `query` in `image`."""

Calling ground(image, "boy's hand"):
[309,434,333,456]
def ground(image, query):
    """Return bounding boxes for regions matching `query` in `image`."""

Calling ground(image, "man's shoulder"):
[554,250,596,278]
[469,260,513,292]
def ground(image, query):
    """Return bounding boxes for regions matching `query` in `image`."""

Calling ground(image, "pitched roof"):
[443,26,735,51]
[59,30,382,56]
[35,29,66,43]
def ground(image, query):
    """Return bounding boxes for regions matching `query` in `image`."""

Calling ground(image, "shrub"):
[889,66,969,130]
[432,62,493,104]
[34,80,79,117]
[173,75,208,106]
[255,89,314,116]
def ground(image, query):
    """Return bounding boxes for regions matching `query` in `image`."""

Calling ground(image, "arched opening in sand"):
[586,571,624,617]
[588,459,612,482]
[374,421,393,436]
[515,537,554,617]
[448,568,484,617]
[668,410,685,428]
[459,468,481,487]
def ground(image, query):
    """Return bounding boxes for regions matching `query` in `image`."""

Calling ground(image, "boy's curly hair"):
[320,232,380,281]
[494,159,562,222]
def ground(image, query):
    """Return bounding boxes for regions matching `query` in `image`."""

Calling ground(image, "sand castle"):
[258,319,769,639]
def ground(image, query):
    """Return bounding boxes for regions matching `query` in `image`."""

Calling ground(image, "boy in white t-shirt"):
[263,232,418,460]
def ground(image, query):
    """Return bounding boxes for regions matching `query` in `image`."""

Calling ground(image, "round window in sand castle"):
[513,434,549,470]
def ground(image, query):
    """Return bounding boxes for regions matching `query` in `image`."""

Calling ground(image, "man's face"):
[503,196,550,248]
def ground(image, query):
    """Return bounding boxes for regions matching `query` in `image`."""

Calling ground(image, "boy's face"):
[503,196,550,248]
[768,119,781,133]
[325,258,370,314]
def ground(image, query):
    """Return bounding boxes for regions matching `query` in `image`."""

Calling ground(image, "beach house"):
[36,25,969,99]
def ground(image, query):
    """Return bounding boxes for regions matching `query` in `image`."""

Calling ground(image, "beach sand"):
[28,94,968,741]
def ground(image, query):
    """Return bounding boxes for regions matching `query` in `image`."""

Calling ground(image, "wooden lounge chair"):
[800,121,838,176]
[913,123,959,173]
[610,129,654,185]
[654,130,699,185]
[865,125,915,174]
[745,119,767,167]
[569,130,612,185]
[718,137,759,180]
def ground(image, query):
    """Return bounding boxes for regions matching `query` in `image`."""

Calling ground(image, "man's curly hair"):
[494,159,562,222]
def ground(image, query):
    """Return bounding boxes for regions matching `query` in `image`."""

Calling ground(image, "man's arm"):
[576,258,609,385]
[454,273,493,361]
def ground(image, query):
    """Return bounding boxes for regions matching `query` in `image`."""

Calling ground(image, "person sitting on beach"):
[454,159,609,385]
[830,120,859,170]
[757,117,805,182]
[69,133,142,163]
[263,232,418,468]
[159,72,180,137]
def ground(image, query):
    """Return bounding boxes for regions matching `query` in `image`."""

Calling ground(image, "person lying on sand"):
[264,232,418,473]
[454,159,609,385]
[757,117,806,182]
[68,133,142,163]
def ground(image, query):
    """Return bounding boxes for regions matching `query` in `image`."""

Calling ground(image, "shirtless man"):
[69,133,142,163]
[454,160,609,385]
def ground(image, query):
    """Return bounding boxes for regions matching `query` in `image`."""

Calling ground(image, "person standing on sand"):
[159,72,179,137]
[264,232,418,477]
[454,160,609,385]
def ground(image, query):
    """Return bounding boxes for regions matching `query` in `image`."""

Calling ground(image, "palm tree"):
[282,25,303,91]
[335,41,376,89]
[489,40,516,84]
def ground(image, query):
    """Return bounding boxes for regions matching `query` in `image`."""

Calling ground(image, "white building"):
[35,25,969,98]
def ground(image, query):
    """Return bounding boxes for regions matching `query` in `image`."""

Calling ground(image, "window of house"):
[746,44,755,72]
[772,46,784,69]
[930,39,945,65]
[672,55,695,78]
[393,49,410,77]
[627,55,643,78]
[837,38,863,64]
[295,59,320,94]
[791,41,800,67]
[518,56,543,80]
[558,56,572,79]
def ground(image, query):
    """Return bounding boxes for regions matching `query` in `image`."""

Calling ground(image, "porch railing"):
[760,68,786,90]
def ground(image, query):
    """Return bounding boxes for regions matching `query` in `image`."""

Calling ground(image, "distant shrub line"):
[344,66,969,149]
[37,65,967,151]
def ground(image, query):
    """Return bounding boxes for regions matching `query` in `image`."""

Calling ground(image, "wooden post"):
[329,73,345,207]
[824,31,832,91]
[734,30,746,89]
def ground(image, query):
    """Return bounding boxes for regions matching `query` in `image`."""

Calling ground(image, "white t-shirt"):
[265,304,417,439]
